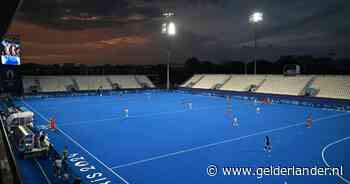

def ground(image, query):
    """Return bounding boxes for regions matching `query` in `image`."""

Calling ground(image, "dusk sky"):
[6,0,350,65]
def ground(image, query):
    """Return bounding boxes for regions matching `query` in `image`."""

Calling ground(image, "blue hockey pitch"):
[16,91,350,184]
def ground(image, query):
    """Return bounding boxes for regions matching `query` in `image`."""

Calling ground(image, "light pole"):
[249,12,263,75]
[162,12,176,90]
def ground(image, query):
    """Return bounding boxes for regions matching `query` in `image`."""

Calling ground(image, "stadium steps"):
[255,77,267,91]
[134,75,146,88]
[106,77,114,89]
[190,75,205,87]
[135,75,155,88]
[299,75,316,96]
[219,75,232,90]
[70,77,80,90]
[311,76,350,99]
[34,78,42,92]
[181,75,203,88]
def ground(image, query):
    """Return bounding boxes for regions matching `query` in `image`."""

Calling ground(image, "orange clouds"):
[100,36,149,45]
[6,18,154,64]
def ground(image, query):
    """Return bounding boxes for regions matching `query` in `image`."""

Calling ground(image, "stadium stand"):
[39,76,67,92]
[72,76,93,91]
[62,76,77,91]
[256,75,312,96]
[181,74,204,87]
[22,75,154,93]
[182,74,350,100]
[22,76,40,93]
[311,75,350,100]
[76,75,112,90]
[135,75,155,88]
[221,75,266,92]
[108,75,141,89]
[192,74,230,89]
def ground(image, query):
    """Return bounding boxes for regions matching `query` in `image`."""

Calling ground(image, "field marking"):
[322,136,350,184]
[60,105,226,127]
[30,95,150,110]
[31,92,210,106]
[34,159,52,184]
[21,100,131,184]
[110,112,350,170]
[31,93,217,112]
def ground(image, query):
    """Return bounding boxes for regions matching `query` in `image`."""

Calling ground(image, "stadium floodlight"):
[249,12,263,23]
[162,23,168,34]
[162,11,176,90]
[161,22,176,36]
[167,22,176,36]
[249,11,263,75]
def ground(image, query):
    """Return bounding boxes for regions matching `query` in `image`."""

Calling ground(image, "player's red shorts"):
[50,119,56,130]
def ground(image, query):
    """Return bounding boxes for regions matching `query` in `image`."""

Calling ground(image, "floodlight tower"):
[162,11,176,90]
[249,11,263,75]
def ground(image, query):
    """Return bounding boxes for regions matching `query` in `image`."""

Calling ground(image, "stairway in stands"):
[70,77,80,90]
[299,76,317,96]
[187,75,205,87]
[34,78,41,92]
[255,77,267,91]
[218,75,232,90]
[134,75,144,88]
[106,77,114,89]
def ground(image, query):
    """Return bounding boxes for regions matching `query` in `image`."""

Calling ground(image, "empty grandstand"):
[311,75,350,100]
[191,74,230,89]
[38,76,68,92]
[255,75,312,96]
[108,75,141,89]
[181,74,204,87]
[135,75,155,88]
[182,74,350,100]
[22,75,155,93]
[221,75,266,92]
[22,76,40,94]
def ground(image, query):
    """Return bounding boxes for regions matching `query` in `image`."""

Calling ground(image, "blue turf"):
[15,92,350,184]
[15,158,48,184]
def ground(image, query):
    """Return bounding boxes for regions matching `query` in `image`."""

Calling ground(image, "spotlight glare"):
[168,22,176,36]
[250,12,263,23]
[162,23,167,34]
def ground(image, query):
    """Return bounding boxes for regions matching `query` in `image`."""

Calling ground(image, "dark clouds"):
[6,0,350,64]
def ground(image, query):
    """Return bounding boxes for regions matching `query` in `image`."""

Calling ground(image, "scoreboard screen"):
[1,35,21,65]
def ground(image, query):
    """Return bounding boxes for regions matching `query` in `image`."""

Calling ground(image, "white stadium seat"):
[22,75,155,93]
[256,75,312,95]
[221,75,266,92]
[312,75,350,100]
[192,74,230,89]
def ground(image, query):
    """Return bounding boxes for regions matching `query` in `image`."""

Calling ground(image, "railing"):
[189,75,206,88]
[134,75,143,88]
[0,114,23,184]
[70,77,80,91]
[255,77,267,91]
[179,76,193,87]
[106,77,113,87]
[219,75,232,90]
[299,76,316,96]
[182,75,205,87]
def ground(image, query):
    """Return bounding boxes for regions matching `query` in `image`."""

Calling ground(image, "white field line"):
[21,100,131,184]
[34,159,52,184]
[322,136,350,184]
[60,105,225,127]
[110,112,350,169]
